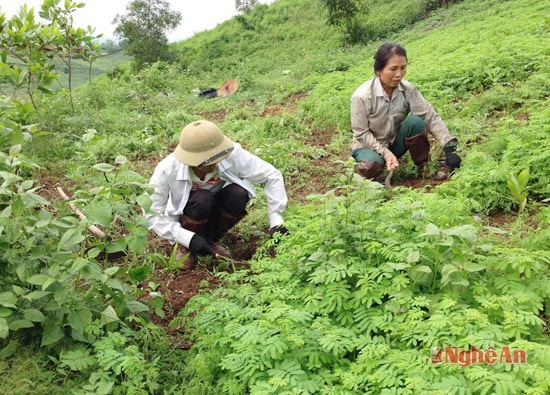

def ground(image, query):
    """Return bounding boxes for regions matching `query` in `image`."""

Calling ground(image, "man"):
[144,119,288,270]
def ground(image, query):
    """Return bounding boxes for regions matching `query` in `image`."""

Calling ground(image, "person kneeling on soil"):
[350,42,462,180]
[144,119,288,270]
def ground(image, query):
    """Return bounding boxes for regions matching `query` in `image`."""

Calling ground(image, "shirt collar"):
[176,162,189,181]
[175,158,231,181]
[373,76,405,97]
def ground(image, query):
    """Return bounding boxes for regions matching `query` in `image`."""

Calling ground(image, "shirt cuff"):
[176,227,195,249]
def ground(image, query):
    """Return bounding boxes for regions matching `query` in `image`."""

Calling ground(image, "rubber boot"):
[404,131,430,177]
[178,215,208,270]
[204,209,246,257]
[355,160,384,179]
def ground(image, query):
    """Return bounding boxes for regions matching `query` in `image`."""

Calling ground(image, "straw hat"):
[174,120,234,166]
[217,79,239,97]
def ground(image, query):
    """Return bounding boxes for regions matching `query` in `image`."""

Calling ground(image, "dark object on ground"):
[199,88,218,98]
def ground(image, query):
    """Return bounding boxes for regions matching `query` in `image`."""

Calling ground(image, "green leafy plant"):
[506,168,529,213]
[182,179,550,394]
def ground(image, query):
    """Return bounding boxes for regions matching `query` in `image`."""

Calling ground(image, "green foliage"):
[236,0,259,13]
[113,0,182,71]
[183,179,550,393]
[0,0,101,111]
[0,5,59,107]
[437,103,550,213]
[1,0,550,392]
[319,0,456,45]
[0,95,37,151]
[0,147,153,346]
[507,168,529,213]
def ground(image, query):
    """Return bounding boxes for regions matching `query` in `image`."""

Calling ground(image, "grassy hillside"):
[55,49,132,88]
[1,0,549,393]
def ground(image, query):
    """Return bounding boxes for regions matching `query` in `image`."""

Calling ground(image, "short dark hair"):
[374,42,407,73]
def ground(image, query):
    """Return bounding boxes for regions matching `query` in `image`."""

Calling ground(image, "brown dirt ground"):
[42,93,458,340]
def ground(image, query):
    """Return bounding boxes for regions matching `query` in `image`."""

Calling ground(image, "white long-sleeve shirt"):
[144,143,288,248]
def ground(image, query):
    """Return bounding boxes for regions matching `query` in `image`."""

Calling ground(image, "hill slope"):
[1,0,548,393]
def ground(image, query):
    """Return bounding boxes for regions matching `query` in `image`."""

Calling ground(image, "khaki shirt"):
[350,77,456,158]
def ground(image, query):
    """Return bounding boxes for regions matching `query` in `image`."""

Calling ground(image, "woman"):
[350,42,461,180]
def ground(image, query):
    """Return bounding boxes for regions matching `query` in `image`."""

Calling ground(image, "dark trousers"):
[183,184,249,240]
[352,115,426,165]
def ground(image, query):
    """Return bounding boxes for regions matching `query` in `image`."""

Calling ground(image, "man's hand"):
[189,234,216,256]
[444,144,461,174]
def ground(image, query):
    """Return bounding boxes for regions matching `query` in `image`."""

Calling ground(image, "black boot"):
[178,215,208,270]
[355,160,384,179]
[204,209,246,256]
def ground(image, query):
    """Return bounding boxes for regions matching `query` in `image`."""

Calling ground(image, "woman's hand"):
[384,152,399,172]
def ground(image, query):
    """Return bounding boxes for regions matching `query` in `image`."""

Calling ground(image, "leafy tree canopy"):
[113,0,181,70]
[236,0,259,13]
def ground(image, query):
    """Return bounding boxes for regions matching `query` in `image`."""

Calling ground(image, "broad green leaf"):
[41,323,64,346]
[126,300,149,313]
[26,274,49,286]
[104,266,121,276]
[105,239,126,254]
[70,257,90,272]
[518,168,529,189]
[42,276,57,291]
[0,340,18,359]
[460,261,486,272]
[387,262,411,271]
[405,250,420,263]
[11,285,25,296]
[68,309,92,334]
[446,225,478,243]
[9,319,34,330]
[58,228,85,251]
[419,223,440,238]
[23,309,45,322]
[0,308,12,318]
[106,278,125,291]
[79,261,104,281]
[0,318,8,339]
[136,193,152,212]
[413,265,432,273]
[126,228,148,255]
[11,197,24,216]
[100,305,119,326]
[441,264,458,285]
[506,174,519,196]
[92,163,114,173]
[0,171,23,187]
[0,292,17,308]
[23,290,51,301]
[114,155,127,165]
[128,265,150,282]
[85,199,112,227]
[410,265,432,285]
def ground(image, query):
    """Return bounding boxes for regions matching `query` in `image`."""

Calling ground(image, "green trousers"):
[352,115,425,165]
